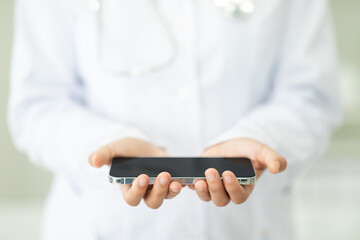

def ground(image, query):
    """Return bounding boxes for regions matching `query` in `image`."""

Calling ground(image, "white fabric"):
[8,0,341,239]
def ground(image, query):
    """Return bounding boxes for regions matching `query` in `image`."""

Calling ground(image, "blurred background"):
[0,0,359,239]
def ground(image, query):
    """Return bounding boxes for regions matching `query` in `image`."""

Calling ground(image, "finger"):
[144,172,171,209]
[222,171,253,204]
[202,139,287,174]
[202,139,259,158]
[165,181,182,199]
[88,151,106,168]
[194,180,211,202]
[89,138,167,168]
[188,184,195,190]
[120,184,131,195]
[121,174,149,206]
[201,144,223,157]
[205,168,230,207]
[258,145,287,174]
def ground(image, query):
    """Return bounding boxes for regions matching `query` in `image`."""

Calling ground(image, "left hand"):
[190,138,287,206]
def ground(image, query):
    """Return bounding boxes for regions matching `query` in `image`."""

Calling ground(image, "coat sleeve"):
[206,0,342,184]
[8,0,151,176]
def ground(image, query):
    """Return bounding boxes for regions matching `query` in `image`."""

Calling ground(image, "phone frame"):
[108,157,256,185]
[109,175,256,185]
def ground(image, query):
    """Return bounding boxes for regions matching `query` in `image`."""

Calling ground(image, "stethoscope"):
[89,0,254,77]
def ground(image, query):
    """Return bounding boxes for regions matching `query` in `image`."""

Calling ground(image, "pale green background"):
[0,0,359,239]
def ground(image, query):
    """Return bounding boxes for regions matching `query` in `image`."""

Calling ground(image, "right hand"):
[89,138,183,209]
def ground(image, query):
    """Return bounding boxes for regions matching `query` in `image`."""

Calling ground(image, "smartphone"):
[109,157,256,185]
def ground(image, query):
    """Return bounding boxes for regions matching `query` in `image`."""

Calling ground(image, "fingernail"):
[92,154,97,166]
[160,177,168,186]
[139,178,147,187]
[224,175,233,183]
[207,173,216,182]
[276,161,281,171]
[197,186,204,192]
[172,188,180,193]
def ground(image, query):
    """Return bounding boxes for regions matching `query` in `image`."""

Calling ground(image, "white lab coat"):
[8,0,341,239]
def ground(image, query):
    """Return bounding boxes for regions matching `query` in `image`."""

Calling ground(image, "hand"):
[89,138,183,209]
[191,138,287,207]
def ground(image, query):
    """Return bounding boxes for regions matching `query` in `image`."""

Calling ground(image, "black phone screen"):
[109,157,255,178]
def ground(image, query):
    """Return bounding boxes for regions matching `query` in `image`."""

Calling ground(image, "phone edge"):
[108,175,256,185]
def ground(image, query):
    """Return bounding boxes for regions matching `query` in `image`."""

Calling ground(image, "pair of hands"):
[89,138,286,209]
